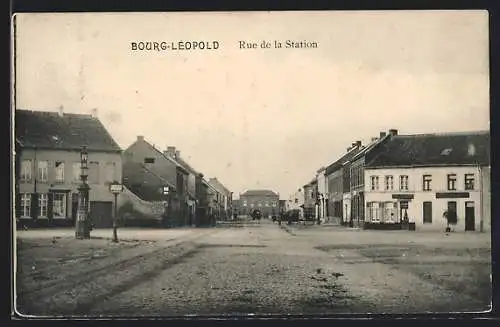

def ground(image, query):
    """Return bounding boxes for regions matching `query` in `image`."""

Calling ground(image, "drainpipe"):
[33,147,37,194]
[479,164,484,232]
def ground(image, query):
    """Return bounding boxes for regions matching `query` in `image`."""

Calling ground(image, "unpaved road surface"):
[16,221,491,317]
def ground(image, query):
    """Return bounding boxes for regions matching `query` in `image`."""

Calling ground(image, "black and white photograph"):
[12,10,491,317]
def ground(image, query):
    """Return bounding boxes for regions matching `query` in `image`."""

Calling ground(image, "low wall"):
[117,186,165,227]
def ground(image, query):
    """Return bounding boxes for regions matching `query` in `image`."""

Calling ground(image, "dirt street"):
[15,221,491,317]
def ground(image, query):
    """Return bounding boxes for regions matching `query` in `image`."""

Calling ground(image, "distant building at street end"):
[15,109,123,228]
[364,130,490,232]
[239,189,279,217]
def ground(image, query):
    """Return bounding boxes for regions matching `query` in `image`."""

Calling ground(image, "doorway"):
[399,201,409,223]
[465,201,475,231]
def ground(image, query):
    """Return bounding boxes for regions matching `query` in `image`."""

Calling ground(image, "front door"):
[400,201,409,223]
[465,201,475,231]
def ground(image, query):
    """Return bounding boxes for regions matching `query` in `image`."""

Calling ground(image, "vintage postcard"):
[12,10,491,318]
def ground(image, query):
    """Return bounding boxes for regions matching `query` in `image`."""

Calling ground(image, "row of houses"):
[289,128,491,232]
[14,108,233,228]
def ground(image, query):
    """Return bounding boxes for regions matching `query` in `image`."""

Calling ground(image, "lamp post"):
[75,146,91,239]
[109,181,123,242]
[162,186,170,227]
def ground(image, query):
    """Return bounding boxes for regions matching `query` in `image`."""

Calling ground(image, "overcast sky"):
[14,11,489,198]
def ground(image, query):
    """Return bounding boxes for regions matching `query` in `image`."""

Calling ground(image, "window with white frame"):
[366,202,380,222]
[384,202,396,222]
[370,176,379,191]
[399,175,409,191]
[73,162,81,181]
[21,160,32,181]
[272,201,277,207]
[422,175,432,191]
[38,161,48,182]
[21,193,31,218]
[258,202,262,207]
[53,193,67,218]
[243,201,247,207]
[385,175,393,191]
[38,193,48,218]
[55,161,65,182]
[265,201,269,207]
[447,174,457,191]
[464,173,475,190]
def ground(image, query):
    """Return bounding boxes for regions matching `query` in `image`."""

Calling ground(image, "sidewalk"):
[15,227,197,242]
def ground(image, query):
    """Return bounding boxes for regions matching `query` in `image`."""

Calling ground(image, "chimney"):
[175,150,180,158]
[380,131,387,138]
[58,105,64,117]
[347,146,352,152]
[371,137,378,142]
[351,142,357,148]
[389,129,398,136]
[356,141,362,147]
[164,146,177,158]
[91,108,98,118]
[137,135,144,141]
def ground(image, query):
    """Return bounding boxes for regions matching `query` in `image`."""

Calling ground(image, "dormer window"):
[468,143,476,156]
[441,148,453,156]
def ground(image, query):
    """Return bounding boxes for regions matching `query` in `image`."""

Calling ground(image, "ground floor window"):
[367,201,397,223]
[383,202,397,222]
[38,193,48,218]
[366,202,380,222]
[21,193,31,218]
[53,192,67,218]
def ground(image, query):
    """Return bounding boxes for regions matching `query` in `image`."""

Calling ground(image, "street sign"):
[110,183,123,194]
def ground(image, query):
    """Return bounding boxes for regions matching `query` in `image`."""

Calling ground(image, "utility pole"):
[109,182,123,243]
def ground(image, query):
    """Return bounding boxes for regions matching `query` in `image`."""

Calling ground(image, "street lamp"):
[161,186,170,228]
[75,146,91,239]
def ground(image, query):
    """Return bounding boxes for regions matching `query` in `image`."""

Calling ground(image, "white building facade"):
[364,166,490,232]
[363,131,490,232]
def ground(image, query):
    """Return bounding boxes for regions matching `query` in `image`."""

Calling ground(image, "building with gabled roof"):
[364,130,490,232]
[15,108,122,228]
[122,136,191,227]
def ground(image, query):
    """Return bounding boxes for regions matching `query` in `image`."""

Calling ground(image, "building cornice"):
[365,163,489,170]
[20,145,122,154]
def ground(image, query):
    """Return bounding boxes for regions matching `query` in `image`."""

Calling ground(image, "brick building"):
[239,190,279,217]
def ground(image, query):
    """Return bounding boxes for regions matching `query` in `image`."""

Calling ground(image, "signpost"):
[109,182,123,243]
